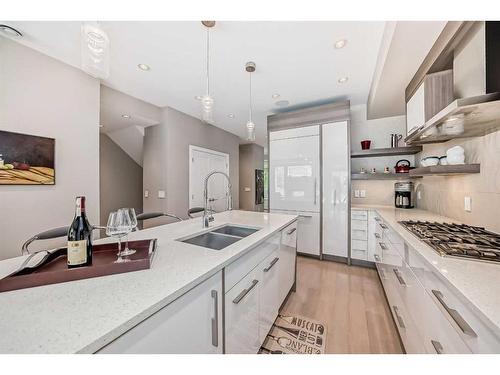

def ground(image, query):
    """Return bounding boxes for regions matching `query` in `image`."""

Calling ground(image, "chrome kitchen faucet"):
[203,171,233,228]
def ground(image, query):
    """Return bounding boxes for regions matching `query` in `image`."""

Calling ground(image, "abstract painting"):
[0,130,55,185]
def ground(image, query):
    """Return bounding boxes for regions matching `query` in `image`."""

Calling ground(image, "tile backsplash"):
[414,129,500,233]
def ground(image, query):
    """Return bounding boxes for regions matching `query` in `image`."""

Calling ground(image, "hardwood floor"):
[281,256,404,354]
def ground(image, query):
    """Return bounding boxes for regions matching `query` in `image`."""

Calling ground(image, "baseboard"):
[350,258,376,269]
[297,252,321,259]
[321,254,348,264]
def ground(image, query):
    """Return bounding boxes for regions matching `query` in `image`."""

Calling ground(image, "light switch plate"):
[464,196,472,212]
[244,187,251,192]
[360,190,366,198]
[354,190,360,198]
[158,190,166,199]
[144,190,149,198]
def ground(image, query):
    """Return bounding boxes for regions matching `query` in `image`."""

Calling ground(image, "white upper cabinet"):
[406,83,426,136]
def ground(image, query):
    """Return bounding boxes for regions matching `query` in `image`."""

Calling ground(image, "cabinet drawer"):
[351,239,368,251]
[394,262,470,354]
[225,232,280,292]
[281,221,297,248]
[351,210,368,221]
[351,220,368,230]
[352,228,368,241]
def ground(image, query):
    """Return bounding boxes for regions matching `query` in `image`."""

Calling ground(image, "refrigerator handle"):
[314,178,317,205]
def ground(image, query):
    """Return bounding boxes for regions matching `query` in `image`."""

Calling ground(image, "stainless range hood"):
[405,21,500,145]
[405,93,500,144]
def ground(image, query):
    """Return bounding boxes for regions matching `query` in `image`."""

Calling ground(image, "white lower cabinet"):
[297,212,320,256]
[225,266,262,354]
[279,221,297,303]
[97,271,223,354]
[259,250,281,344]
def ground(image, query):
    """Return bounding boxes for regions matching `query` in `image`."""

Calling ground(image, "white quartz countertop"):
[0,210,297,354]
[352,204,500,336]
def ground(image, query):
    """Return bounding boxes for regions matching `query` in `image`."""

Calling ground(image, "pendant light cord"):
[249,71,252,122]
[206,27,210,96]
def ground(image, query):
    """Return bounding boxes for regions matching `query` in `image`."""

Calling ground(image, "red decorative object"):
[361,140,371,150]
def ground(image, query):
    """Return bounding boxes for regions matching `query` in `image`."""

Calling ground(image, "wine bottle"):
[67,196,92,268]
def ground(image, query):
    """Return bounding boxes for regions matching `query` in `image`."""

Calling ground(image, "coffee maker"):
[394,182,414,209]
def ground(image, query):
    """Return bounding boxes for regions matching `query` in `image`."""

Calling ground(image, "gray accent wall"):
[0,37,100,260]
[99,134,143,227]
[142,107,240,227]
[239,143,264,211]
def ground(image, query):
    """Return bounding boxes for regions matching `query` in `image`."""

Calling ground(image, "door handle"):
[211,290,218,347]
[393,268,407,286]
[264,257,279,272]
[432,290,477,337]
[233,279,259,304]
[314,178,317,205]
[287,227,297,235]
[392,305,406,329]
[379,242,388,251]
[431,340,444,354]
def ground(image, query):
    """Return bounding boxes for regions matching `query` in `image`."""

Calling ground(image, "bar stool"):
[21,226,69,255]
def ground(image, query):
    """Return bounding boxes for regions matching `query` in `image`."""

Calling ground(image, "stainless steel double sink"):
[179,225,260,250]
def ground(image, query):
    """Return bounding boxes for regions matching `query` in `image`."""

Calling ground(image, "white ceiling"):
[2,21,386,145]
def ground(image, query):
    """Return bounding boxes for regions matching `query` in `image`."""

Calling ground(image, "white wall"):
[0,37,100,260]
[350,104,413,206]
[142,106,240,227]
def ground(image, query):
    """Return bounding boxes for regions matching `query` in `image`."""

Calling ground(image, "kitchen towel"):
[260,313,327,354]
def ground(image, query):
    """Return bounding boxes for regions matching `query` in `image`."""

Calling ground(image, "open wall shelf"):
[409,164,480,176]
[351,173,422,181]
[350,146,422,158]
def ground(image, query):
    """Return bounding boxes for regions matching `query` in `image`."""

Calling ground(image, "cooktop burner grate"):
[398,220,500,263]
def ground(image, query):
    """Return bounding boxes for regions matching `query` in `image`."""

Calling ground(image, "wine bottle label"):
[67,240,87,265]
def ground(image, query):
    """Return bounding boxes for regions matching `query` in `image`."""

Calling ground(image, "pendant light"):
[201,21,215,123]
[245,61,256,142]
[81,22,110,79]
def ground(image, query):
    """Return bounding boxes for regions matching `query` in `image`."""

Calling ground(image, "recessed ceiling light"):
[0,24,23,37]
[137,63,150,71]
[195,95,202,101]
[334,39,347,49]
[275,100,290,107]
[338,77,349,84]
[122,114,131,119]
[228,114,235,119]
[272,93,280,99]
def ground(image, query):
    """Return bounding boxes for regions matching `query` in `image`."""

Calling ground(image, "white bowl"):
[421,156,440,167]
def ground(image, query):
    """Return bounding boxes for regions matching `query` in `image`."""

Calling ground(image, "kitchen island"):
[0,210,298,354]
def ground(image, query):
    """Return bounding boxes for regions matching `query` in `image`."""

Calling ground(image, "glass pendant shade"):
[246,120,256,141]
[201,95,214,123]
[81,23,110,79]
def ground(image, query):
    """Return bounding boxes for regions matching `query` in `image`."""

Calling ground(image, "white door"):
[189,146,229,213]
[225,267,261,354]
[97,271,223,354]
[322,121,349,258]
[269,126,320,213]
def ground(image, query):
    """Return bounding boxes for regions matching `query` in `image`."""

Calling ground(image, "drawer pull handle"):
[380,224,388,229]
[374,217,381,222]
[374,254,381,262]
[299,214,312,218]
[374,233,381,239]
[286,227,297,235]
[393,268,407,286]
[432,290,477,337]
[379,242,388,251]
[392,305,406,329]
[264,257,279,272]
[211,290,218,347]
[431,340,443,354]
[233,279,259,304]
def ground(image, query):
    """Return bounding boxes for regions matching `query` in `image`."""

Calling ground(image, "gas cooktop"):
[398,220,500,263]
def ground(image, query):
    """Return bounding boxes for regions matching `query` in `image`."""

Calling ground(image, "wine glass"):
[120,208,137,256]
[106,210,132,263]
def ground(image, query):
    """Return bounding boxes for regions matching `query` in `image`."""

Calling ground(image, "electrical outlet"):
[144,190,149,198]
[464,196,472,212]
[354,190,360,198]
[158,190,166,199]
[360,190,366,198]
